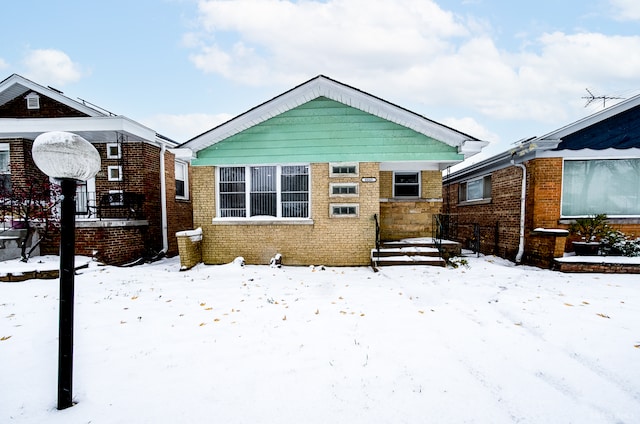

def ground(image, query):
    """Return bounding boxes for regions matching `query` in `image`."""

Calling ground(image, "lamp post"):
[32,131,101,410]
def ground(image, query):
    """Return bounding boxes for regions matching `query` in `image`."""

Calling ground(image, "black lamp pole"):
[57,178,77,410]
[32,131,101,411]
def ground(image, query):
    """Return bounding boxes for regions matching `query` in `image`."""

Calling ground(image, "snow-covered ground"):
[1,254,639,423]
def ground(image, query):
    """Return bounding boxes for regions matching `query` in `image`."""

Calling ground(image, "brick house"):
[0,74,193,264]
[442,94,640,268]
[180,75,487,266]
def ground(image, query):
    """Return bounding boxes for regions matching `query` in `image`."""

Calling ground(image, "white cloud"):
[185,0,640,144]
[22,49,86,86]
[0,58,8,70]
[142,112,233,142]
[610,0,640,20]
[441,116,500,144]
[190,0,468,85]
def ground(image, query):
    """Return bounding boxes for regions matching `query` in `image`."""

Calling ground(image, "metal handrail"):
[373,213,381,265]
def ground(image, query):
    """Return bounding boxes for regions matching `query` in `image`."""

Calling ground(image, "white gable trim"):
[183,75,483,152]
[532,93,640,142]
[0,74,106,117]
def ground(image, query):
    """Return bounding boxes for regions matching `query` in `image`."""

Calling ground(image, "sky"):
[2,0,640,161]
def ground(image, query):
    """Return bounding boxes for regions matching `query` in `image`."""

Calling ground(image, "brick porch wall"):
[378,170,443,240]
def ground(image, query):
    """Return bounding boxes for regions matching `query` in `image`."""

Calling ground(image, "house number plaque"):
[361,177,377,183]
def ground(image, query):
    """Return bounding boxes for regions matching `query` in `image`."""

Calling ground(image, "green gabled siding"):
[193,97,462,165]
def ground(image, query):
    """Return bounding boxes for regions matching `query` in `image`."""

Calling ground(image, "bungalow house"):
[442,93,640,268]
[0,74,193,265]
[180,75,487,266]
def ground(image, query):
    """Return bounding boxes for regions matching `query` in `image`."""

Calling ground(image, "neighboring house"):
[0,74,193,264]
[443,94,640,268]
[180,75,487,266]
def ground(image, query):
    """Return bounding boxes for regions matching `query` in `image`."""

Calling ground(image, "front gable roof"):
[0,73,107,117]
[533,92,640,150]
[0,74,177,147]
[444,92,640,183]
[182,75,487,160]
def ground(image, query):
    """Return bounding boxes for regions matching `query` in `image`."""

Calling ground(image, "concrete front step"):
[371,252,446,267]
[373,246,441,257]
[370,238,460,267]
[371,248,446,267]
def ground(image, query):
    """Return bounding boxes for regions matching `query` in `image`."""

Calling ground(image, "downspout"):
[160,143,169,253]
[512,160,526,263]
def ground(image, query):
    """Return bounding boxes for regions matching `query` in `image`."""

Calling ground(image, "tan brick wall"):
[422,170,442,198]
[380,171,392,198]
[176,233,202,270]
[191,163,380,266]
[379,200,442,240]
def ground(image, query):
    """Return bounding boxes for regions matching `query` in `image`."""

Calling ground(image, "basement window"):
[25,93,40,109]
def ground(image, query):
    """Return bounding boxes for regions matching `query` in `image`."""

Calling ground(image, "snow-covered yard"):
[1,254,639,423]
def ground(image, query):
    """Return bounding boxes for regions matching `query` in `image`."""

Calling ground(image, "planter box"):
[572,241,601,256]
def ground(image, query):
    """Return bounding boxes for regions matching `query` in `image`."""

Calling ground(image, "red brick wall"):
[444,165,524,259]
[0,92,88,118]
[45,224,147,265]
[528,158,563,229]
[5,138,48,190]
[164,150,193,257]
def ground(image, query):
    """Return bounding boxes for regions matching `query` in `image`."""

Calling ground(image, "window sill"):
[212,218,314,226]
[458,198,492,206]
[380,198,443,203]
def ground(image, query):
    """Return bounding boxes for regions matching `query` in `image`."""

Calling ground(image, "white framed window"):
[562,158,640,217]
[25,92,40,109]
[108,165,122,181]
[393,171,420,197]
[330,182,358,197]
[0,144,10,192]
[0,144,9,172]
[459,175,491,202]
[330,203,359,218]
[218,165,309,218]
[330,162,359,177]
[106,143,121,159]
[175,161,188,199]
[108,190,124,206]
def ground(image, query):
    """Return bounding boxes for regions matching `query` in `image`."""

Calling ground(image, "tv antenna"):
[582,88,624,108]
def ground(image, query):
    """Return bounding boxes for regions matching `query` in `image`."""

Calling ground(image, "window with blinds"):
[218,165,309,218]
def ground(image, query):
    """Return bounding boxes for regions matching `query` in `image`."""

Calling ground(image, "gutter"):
[512,160,527,263]
[160,144,169,253]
